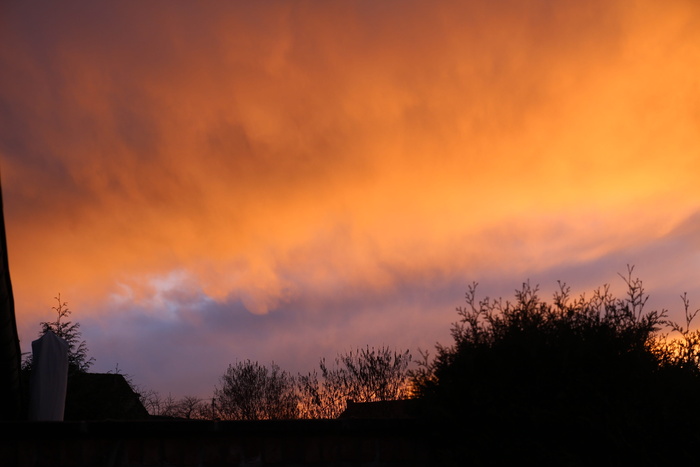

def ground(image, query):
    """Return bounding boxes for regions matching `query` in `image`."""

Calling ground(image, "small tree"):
[138,390,177,418]
[298,345,413,418]
[176,395,209,420]
[23,294,94,373]
[139,391,209,420]
[214,360,298,420]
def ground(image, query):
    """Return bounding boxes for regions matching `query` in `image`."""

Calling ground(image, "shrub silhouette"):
[214,360,298,420]
[298,345,413,418]
[413,268,700,465]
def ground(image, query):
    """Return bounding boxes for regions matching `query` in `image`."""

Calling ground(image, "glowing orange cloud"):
[1,1,699,396]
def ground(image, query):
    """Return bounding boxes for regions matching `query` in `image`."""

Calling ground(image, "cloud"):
[1,0,699,397]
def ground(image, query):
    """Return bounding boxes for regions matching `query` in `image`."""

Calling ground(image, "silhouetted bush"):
[298,345,413,418]
[214,360,298,420]
[413,268,700,465]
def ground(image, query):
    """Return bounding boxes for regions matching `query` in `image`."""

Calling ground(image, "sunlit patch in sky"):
[110,269,212,320]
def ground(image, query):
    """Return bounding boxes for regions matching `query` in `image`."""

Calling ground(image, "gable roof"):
[64,372,149,421]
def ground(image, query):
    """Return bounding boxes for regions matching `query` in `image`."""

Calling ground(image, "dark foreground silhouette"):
[412,273,700,465]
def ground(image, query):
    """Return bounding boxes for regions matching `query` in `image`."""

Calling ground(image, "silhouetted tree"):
[214,360,298,420]
[138,390,176,418]
[413,267,700,464]
[23,294,94,374]
[298,345,413,418]
[139,390,209,419]
[175,395,208,419]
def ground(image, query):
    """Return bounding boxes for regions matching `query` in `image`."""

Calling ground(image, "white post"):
[29,330,69,421]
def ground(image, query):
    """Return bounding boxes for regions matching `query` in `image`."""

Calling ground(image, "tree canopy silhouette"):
[298,345,413,418]
[214,360,298,420]
[23,294,94,374]
[412,267,700,464]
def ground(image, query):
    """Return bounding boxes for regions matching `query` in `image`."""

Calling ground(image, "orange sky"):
[1,0,699,398]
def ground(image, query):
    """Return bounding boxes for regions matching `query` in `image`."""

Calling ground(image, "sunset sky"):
[1,1,699,399]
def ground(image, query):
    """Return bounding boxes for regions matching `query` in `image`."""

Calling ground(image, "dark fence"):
[0,418,444,466]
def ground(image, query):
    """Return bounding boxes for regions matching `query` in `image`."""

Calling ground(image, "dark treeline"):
[143,345,414,421]
[24,267,700,463]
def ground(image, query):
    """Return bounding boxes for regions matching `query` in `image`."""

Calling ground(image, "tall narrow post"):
[0,173,22,420]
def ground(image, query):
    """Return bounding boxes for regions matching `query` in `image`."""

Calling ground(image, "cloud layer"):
[2,0,699,397]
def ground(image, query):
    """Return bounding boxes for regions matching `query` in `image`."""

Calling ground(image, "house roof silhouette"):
[63,372,149,421]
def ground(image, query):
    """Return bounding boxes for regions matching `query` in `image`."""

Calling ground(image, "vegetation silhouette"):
[22,294,94,374]
[214,359,298,420]
[211,346,414,420]
[298,345,413,418]
[142,392,211,420]
[412,267,700,465]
